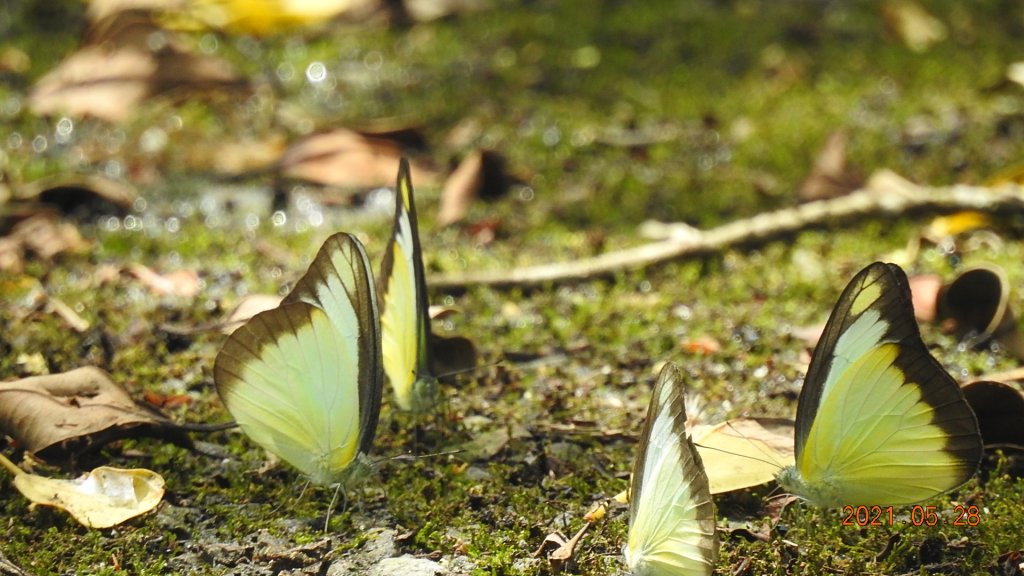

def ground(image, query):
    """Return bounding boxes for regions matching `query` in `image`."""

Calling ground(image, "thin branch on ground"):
[431,170,1024,290]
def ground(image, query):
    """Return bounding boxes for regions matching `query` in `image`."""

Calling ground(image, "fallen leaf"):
[432,334,478,377]
[12,464,165,528]
[159,0,383,36]
[30,12,246,122]
[15,174,138,217]
[582,500,606,522]
[681,335,721,356]
[127,264,201,297]
[0,367,188,460]
[961,380,1024,447]
[908,273,942,323]
[277,128,436,190]
[936,266,1021,358]
[796,131,865,202]
[546,523,588,572]
[882,0,947,53]
[437,149,511,227]
[0,212,91,272]
[923,212,992,241]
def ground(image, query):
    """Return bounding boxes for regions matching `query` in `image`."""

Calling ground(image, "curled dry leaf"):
[277,128,436,190]
[432,333,478,377]
[437,149,511,227]
[15,173,138,216]
[961,380,1024,447]
[12,465,165,528]
[0,367,181,460]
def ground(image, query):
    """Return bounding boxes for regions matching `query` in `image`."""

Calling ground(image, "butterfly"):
[624,362,718,576]
[378,158,440,412]
[776,262,983,508]
[214,232,383,486]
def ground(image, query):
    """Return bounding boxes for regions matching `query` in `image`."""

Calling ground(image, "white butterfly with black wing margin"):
[378,158,441,413]
[214,232,383,487]
[776,261,983,508]
[625,362,718,576]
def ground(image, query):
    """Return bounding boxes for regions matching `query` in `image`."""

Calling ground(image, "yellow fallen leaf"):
[5,459,164,528]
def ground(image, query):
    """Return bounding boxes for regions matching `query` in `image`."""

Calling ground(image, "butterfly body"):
[379,158,440,412]
[777,262,982,508]
[214,233,383,486]
[625,363,717,576]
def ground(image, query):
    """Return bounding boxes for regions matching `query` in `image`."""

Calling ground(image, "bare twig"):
[431,170,1024,290]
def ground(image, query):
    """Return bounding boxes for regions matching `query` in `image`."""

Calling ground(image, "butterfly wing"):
[284,232,383,456]
[625,363,717,576]
[779,262,982,507]
[378,158,437,412]
[215,233,381,485]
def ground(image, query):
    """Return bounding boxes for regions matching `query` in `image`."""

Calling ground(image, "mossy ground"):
[2,1,1024,574]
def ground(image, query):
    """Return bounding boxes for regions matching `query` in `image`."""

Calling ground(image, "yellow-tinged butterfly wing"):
[777,262,982,508]
[214,232,382,486]
[625,363,717,576]
[378,158,438,412]
[693,419,794,494]
[285,232,382,454]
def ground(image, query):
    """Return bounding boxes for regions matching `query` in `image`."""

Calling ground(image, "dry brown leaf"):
[30,12,245,122]
[961,380,1024,447]
[432,333,478,377]
[127,264,201,297]
[0,367,175,460]
[277,128,436,190]
[16,173,138,215]
[12,465,165,528]
[797,131,865,202]
[882,0,947,53]
[0,212,91,272]
[438,149,511,226]
[30,46,155,122]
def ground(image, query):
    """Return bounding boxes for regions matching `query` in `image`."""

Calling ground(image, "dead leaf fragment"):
[908,273,942,323]
[797,131,865,202]
[438,149,511,226]
[128,264,201,297]
[277,128,436,190]
[961,380,1024,447]
[0,213,91,272]
[882,0,947,53]
[13,465,165,528]
[30,12,245,122]
[15,173,138,216]
[0,367,178,460]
